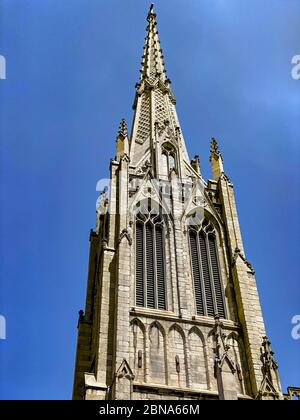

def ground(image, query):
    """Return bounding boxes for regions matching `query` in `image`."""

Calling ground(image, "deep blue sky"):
[0,0,299,400]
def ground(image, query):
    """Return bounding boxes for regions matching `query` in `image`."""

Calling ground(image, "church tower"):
[73,5,283,400]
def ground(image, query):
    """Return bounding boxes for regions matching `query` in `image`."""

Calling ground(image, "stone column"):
[171,171,188,318]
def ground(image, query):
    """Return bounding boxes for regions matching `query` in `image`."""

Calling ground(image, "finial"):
[117,118,128,139]
[191,155,201,175]
[210,137,222,161]
[140,3,167,82]
[116,118,129,160]
[147,3,156,19]
[261,336,278,371]
[210,137,225,180]
[77,310,84,327]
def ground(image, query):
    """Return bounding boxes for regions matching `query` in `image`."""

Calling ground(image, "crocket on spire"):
[117,118,128,140]
[129,4,190,171]
[140,4,168,83]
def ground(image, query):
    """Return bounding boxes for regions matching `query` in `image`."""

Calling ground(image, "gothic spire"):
[117,118,128,140]
[210,138,223,162]
[140,4,168,82]
[129,4,191,172]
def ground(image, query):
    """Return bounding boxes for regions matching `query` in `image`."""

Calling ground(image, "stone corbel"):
[118,223,133,247]
[115,359,135,381]
[120,153,130,164]
[84,373,108,391]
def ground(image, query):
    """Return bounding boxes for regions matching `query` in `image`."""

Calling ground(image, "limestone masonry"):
[72,5,291,400]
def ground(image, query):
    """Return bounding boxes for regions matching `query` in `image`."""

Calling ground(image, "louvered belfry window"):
[135,210,167,310]
[189,219,226,318]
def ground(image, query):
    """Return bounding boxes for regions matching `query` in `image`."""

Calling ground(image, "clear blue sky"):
[0,0,299,400]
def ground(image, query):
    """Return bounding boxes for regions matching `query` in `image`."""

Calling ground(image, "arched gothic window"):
[135,208,167,310]
[161,143,177,178]
[189,218,226,318]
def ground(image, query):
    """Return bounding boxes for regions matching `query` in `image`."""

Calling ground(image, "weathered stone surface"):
[72,5,282,401]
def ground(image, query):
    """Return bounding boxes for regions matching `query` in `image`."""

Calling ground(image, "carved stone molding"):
[116,359,135,381]
[213,315,236,375]
[256,336,281,400]
[232,247,255,274]
[118,226,133,247]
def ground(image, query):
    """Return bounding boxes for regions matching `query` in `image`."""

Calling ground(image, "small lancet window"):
[161,143,177,178]
[169,153,175,170]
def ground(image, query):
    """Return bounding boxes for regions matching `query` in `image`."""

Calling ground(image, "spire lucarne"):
[129,4,191,176]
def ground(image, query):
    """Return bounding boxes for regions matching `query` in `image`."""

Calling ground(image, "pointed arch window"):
[161,143,177,178]
[189,218,226,318]
[135,207,167,310]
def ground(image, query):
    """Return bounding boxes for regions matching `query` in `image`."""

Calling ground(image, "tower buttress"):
[209,139,283,399]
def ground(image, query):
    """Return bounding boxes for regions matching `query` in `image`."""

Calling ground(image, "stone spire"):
[140,4,167,83]
[210,138,223,161]
[129,4,191,174]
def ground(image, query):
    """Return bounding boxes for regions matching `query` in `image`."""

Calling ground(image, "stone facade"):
[72,5,283,400]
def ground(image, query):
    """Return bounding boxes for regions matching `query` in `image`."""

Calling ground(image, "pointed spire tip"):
[210,137,223,161]
[141,2,168,82]
[148,3,156,18]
